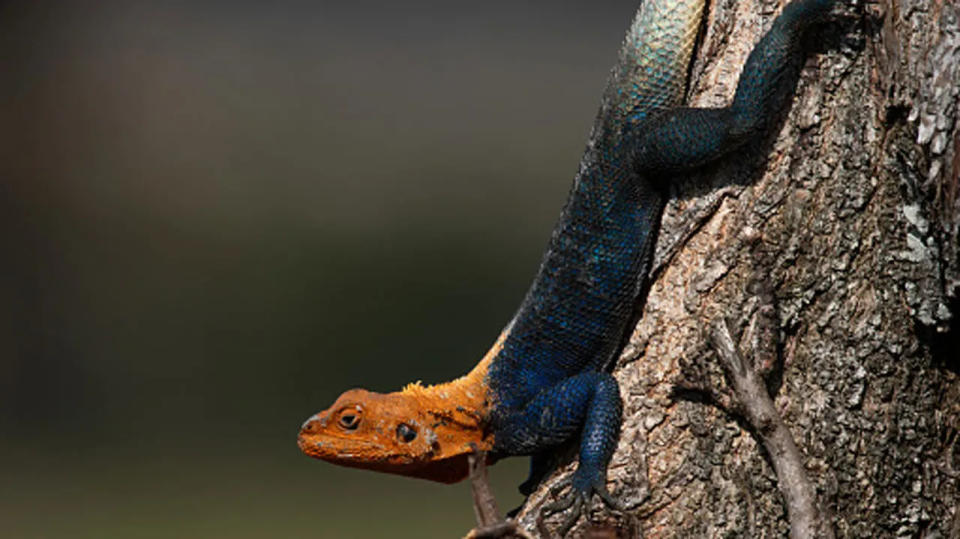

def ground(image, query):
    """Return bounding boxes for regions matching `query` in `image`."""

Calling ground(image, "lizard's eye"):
[396,423,417,443]
[338,409,361,430]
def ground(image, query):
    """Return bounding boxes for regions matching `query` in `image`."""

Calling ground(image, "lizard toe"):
[539,476,623,537]
[540,490,586,537]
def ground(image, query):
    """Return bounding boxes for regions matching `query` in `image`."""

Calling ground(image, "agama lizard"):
[298,0,836,533]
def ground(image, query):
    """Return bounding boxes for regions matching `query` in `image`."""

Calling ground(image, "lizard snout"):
[299,413,327,435]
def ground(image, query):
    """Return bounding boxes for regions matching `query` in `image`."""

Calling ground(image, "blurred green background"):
[1,1,637,537]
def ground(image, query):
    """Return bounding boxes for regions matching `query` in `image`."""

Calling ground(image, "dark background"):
[1,1,638,536]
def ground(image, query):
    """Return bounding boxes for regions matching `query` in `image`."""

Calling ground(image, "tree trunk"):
[516,0,960,536]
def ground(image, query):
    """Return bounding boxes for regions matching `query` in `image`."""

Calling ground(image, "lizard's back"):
[486,0,706,418]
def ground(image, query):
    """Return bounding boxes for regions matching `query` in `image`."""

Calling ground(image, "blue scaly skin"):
[298,0,836,533]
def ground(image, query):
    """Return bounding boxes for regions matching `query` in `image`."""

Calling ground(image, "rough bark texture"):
[518,0,960,536]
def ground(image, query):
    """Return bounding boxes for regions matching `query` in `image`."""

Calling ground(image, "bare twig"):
[708,319,834,539]
[469,447,502,528]
[464,447,532,539]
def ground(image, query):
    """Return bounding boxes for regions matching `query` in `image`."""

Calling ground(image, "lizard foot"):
[538,475,624,537]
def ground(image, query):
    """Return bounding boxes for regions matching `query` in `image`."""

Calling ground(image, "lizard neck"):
[399,352,492,424]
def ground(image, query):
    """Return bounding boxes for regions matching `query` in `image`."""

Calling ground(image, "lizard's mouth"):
[297,433,385,460]
[299,428,475,484]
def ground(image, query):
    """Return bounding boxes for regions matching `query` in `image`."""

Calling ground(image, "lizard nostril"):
[300,414,322,434]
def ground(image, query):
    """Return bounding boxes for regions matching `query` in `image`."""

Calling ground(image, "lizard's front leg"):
[493,371,623,535]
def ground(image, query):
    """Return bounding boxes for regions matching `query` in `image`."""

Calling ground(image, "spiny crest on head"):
[398,353,493,405]
[397,330,506,406]
[401,380,428,396]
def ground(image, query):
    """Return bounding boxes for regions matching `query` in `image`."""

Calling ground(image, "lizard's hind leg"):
[628,0,837,175]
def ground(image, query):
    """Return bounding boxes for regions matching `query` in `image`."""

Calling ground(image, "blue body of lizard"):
[488,0,835,506]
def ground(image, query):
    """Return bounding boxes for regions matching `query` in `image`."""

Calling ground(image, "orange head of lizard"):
[297,366,494,484]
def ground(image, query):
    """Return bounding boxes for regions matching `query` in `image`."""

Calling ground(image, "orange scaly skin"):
[297,333,505,483]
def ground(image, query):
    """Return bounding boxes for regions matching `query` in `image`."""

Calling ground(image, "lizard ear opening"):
[337,405,362,431]
[396,423,417,443]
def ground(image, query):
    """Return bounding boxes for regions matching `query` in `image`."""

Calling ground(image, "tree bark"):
[517,0,960,536]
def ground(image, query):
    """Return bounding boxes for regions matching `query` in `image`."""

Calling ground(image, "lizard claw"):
[538,476,623,537]
[594,483,625,512]
[541,485,584,538]
[547,477,574,500]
